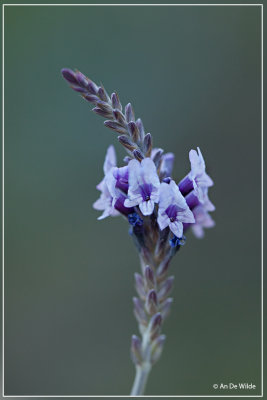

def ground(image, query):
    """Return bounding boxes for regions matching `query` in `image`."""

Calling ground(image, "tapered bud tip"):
[132,296,139,305]
[111,92,122,110]
[133,149,144,161]
[97,86,108,101]
[136,118,144,131]
[131,335,143,365]
[125,103,135,122]
[151,334,166,364]
[145,265,155,287]
[145,265,153,277]
[148,289,157,303]
[153,148,164,164]
[153,312,162,327]
[134,272,140,280]
[61,68,77,84]
[131,334,141,345]
[144,133,152,142]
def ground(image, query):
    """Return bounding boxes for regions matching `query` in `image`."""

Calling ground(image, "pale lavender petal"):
[97,203,119,220]
[192,224,204,238]
[126,157,160,215]
[205,198,215,212]
[128,159,141,192]
[93,196,106,210]
[191,205,215,238]
[169,180,188,208]
[169,220,183,238]
[202,189,216,211]
[158,179,194,232]
[195,172,213,188]
[150,187,160,203]
[93,147,120,220]
[103,145,117,175]
[189,148,205,178]
[178,208,195,224]
[184,147,215,208]
[96,178,105,192]
[141,158,160,189]
[160,152,175,176]
[124,197,142,208]
[157,213,169,230]
[105,169,117,199]
[139,199,154,215]
[159,182,172,209]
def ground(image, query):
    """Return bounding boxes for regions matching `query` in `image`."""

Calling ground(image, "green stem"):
[130,363,151,396]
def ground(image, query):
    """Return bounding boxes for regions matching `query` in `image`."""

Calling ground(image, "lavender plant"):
[61,68,215,395]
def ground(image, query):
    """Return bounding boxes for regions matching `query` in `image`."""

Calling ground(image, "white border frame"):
[2,3,263,398]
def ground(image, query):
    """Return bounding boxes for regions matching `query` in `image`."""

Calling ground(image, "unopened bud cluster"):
[61,68,152,162]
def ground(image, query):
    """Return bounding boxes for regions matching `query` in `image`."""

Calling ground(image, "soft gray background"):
[4,4,261,396]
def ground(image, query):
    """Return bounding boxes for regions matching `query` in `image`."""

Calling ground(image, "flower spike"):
[61,67,216,395]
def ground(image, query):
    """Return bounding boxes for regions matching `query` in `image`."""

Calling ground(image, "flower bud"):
[131,335,143,365]
[143,133,152,156]
[148,312,162,340]
[144,266,155,290]
[136,118,145,140]
[104,120,127,134]
[145,289,158,315]
[128,122,140,142]
[160,298,173,320]
[61,68,78,85]
[133,297,147,326]
[133,149,144,161]
[134,273,146,300]
[158,276,174,302]
[118,135,135,151]
[113,109,126,125]
[125,103,135,122]
[151,334,166,364]
[97,86,109,102]
[111,92,122,111]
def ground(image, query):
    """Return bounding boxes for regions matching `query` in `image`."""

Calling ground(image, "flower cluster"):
[93,144,215,240]
[61,68,215,395]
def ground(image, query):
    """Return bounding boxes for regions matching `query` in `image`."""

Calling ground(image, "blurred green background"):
[4,4,261,396]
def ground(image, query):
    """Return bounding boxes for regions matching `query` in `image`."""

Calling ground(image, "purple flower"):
[178,147,213,204]
[110,165,134,215]
[113,166,129,193]
[160,152,175,177]
[93,146,133,219]
[124,158,160,216]
[186,188,215,212]
[93,145,119,220]
[191,205,215,238]
[157,180,195,238]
